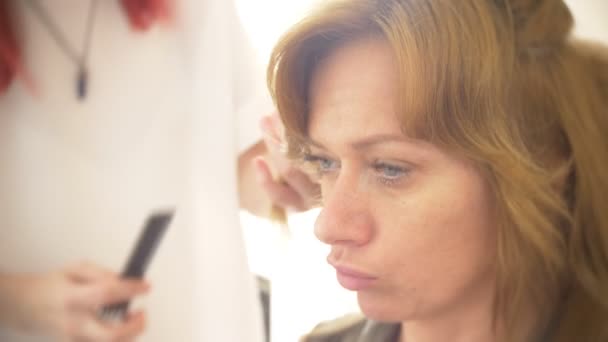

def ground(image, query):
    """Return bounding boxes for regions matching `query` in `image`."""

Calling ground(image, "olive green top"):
[301,314,401,342]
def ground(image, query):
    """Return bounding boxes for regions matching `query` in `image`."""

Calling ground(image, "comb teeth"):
[98,302,127,321]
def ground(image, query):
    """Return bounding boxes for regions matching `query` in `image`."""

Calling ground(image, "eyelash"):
[302,154,339,176]
[372,162,409,186]
[302,153,410,187]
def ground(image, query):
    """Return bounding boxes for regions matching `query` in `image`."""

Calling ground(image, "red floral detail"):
[0,0,174,95]
[0,0,19,93]
[120,0,174,31]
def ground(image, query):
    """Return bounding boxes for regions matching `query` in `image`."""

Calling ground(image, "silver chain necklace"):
[25,0,99,101]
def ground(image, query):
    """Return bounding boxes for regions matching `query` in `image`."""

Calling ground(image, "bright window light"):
[236,0,322,63]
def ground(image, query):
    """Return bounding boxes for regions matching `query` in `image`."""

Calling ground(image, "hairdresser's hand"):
[0,262,149,341]
[254,112,320,212]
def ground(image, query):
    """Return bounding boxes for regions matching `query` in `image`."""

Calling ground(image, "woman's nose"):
[314,174,374,247]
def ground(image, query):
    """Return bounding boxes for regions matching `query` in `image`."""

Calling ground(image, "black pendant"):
[77,68,88,101]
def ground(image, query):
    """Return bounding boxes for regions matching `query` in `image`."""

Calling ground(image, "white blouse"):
[0,0,271,341]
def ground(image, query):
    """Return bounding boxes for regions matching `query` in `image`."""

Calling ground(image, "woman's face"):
[306,38,497,322]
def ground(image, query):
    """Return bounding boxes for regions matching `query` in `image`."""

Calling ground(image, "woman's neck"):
[399,315,499,342]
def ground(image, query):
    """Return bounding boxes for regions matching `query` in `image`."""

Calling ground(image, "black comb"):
[99,210,173,321]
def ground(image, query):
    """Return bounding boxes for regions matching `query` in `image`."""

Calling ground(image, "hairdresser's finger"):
[72,279,150,309]
[260,115,282,145]
[282,168,321,207]
[76,310,146,341]
[254,157,307,210]
[260,115,289,168]
[261,133,284,162]
[64,262,117,283]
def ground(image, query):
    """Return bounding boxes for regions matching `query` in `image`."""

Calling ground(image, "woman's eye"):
[373,162,409,185]
[303,154,340,175]
[319,158,338,172]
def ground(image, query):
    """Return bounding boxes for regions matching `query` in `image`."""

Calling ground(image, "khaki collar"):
[356,320,401,342]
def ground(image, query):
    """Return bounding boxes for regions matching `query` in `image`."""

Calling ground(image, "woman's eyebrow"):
[350,134,413,150]
[305,138,328,150]
[306,134,419,151]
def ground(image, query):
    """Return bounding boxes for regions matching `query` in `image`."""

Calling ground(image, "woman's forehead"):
[306,38,404,145]
[309,37,397,107]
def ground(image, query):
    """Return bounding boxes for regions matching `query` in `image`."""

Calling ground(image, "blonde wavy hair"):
[267,0,608,341]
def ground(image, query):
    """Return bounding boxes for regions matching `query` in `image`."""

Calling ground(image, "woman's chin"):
[357,291,414,322]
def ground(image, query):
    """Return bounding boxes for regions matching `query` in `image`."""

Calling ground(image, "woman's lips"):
[332,264,378,291]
